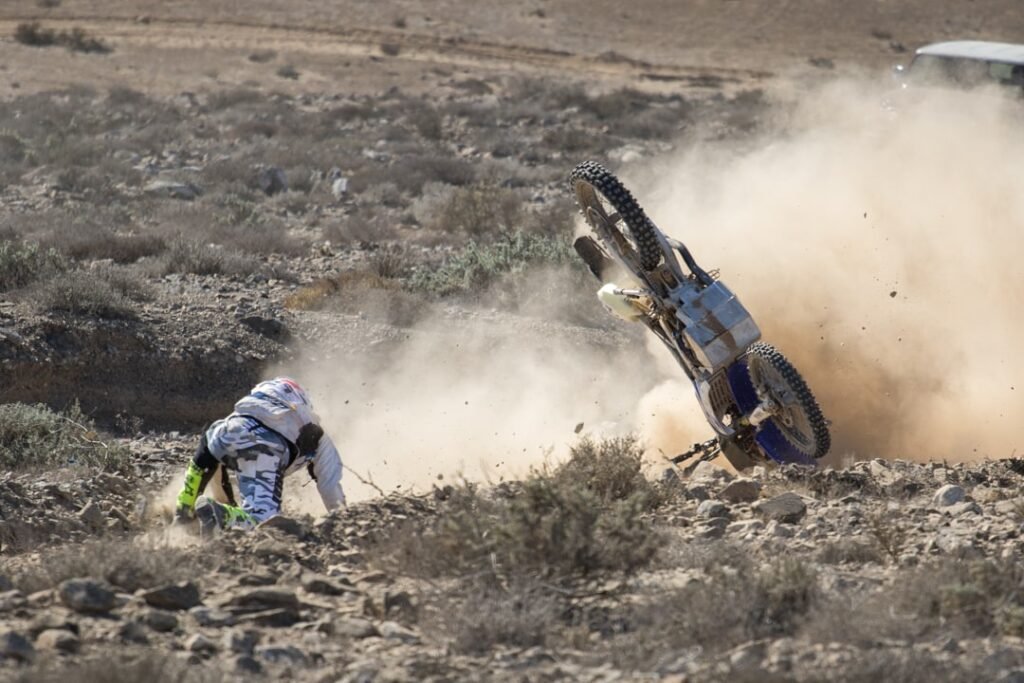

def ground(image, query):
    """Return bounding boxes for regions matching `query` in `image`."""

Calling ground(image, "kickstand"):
[667,437,721,477]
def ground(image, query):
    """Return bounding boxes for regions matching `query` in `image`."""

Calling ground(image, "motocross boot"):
[194,496,257,537]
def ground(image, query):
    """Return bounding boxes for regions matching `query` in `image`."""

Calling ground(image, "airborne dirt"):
[2,0,1024,680]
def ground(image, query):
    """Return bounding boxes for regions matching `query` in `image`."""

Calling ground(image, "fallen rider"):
[174,377,345,533]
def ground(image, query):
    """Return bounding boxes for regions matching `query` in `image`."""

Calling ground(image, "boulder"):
[755,493,807,524]
[118,621,149,644]
[696,500,730,519]
[333,617,378,639]
[77,501,105,530]
[933,484,966,507]
[256,166,287,196]
[302,573,352,596]
[0,631,33,662]
[255,644,308,666]
[719,479,762,504]
[59,578,117,614]
[35,629,79,653]
[142,609,179,632]
[143,179,201,200]
[189,606,236,627]
[222,588,299,612]
[377,620,420,644]
[142,582,201,610]
[186,633,219,655]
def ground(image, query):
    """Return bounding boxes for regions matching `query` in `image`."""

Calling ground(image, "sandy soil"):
[1,0,1022,99]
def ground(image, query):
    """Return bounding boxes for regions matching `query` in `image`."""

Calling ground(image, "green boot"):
[194,496,256,535]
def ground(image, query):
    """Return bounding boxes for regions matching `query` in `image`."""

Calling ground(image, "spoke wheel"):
[746,342,830,459]
[570,161,663,275]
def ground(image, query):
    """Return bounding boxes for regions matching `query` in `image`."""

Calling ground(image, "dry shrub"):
[386,155,475,194]
[0,402,129,472]
[0,240,65,291]
[805,558,1024,648]
[377,439,662,584]
[248,49,277,63]
[29,268,149,319]
[50,228,166,264]
[558,435,662,507]
[430,183,524,237]
[13,538,207,593]
[284,269,426,327]
[204,88,264,112]
[158,237,258,277]
[423,580,562,655]
[284,278,341,311]
[797,650,972,683]
[865,509,908,562]
[15,653,224,683]
[613,551,818,666]
[369,244,411,279]
[14,22,110,53]
[816,538,883,565]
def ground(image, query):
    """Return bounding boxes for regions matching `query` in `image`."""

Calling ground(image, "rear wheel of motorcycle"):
[745,342,831,460]
[570,160,663,274]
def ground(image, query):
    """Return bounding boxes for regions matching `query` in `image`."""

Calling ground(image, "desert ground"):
[3,0,1024,681]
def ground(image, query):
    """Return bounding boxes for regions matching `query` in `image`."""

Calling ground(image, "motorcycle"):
[569,161,830,471]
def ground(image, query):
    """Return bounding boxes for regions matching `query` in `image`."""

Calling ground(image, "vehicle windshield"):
[908,54,1024,89]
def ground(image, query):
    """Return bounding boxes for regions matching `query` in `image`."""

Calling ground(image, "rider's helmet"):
[271,377,312,410]
[239,377,319,439]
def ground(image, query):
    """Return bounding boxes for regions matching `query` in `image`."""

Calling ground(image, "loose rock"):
[719,479,762,504]
[35,628,80,653]
[696,500,730,519]
[186,633,219,654]
[933,484,966,507]
[0,631,34,662]
[59,578,117,614]
[756,492,808,524]
[142,582,202,610]
[142,609,179,633]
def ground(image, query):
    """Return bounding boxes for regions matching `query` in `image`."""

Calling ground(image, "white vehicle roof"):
[915,40,1024,65]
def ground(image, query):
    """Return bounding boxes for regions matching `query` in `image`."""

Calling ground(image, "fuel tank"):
[674,280,760,370]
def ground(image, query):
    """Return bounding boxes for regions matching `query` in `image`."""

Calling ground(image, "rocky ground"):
[5,445,1024,681]
[3,0,1024,680]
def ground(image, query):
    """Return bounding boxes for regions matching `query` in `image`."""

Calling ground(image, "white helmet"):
[235,377,318,443]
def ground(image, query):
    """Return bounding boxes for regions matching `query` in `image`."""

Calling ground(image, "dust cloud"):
[632,78,1024,463]
[288,319,661,503]
[281,78,1024,506]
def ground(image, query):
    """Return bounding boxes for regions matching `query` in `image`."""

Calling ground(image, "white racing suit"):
[176,378,345,529]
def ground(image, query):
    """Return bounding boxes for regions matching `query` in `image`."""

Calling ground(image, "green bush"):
[0,240,64,291]
[0,402,130,471]
[410,230,575,296]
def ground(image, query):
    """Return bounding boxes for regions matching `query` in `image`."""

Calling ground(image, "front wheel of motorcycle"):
[745,342,831,461]
[570,160,663,277]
